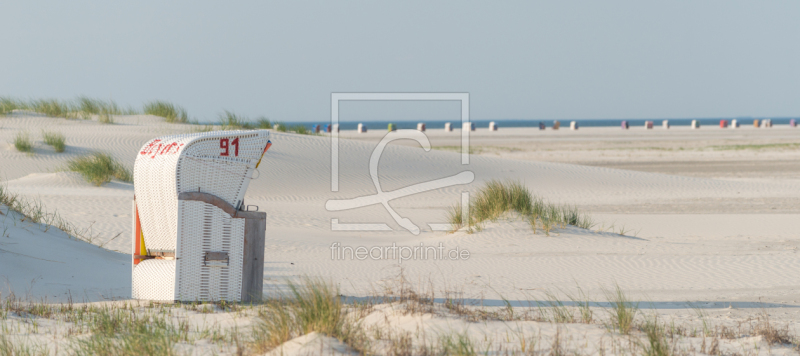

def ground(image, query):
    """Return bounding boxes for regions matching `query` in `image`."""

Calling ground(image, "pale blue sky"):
[1,1,798,122]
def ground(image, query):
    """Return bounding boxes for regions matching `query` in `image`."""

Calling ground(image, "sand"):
[1,114,799,354]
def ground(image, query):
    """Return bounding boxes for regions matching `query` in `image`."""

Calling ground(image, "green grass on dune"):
[0,96,133,119]
[42,130,66,152]
[66,152,132,186]
[2,95,313,132]
[252,277,368,354]
[143,100,188,123]
[218,110,250,129]
[13,131,34,153]
[447,180,593,234]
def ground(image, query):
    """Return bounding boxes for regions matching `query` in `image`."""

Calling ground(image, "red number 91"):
[220,138,239,157]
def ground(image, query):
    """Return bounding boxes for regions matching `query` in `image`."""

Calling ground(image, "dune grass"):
[0,183,98,244]
[637,313,673,356]
[217,112,312,134]
[447,180,593,234]
[1,96,304,131]
[41,130,66,152]
[255,117,272,129]
[98,111,114,124]
[75,96,129,118]
[270,121,309,134]
[71,308,187,356]
[0,97,22,115]
[438,331,477,356]
[252,277,368,354]
[603,283,638,335]
[218,110,250,129]
[29,98,70,117]
[0,335,48,356]
[143,100,188,123]
[290,124,309,134]
[66,152,132,186]
[0,96,133,119]
[13,131,34,153]
[0,277,798,355]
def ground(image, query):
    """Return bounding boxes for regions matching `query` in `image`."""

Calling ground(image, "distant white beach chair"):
[444,122,452,131]
[662,120,670,129]
[489,121,497,131]
[731,119,739,128]
[463,122,475,131]
[691,120,700,129]
[417,123,426,132]
[358,123,367,133]
[570,121,578,130]
[132,130,271,302]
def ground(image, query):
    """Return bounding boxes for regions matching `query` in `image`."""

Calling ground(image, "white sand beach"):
[2,114,799,354]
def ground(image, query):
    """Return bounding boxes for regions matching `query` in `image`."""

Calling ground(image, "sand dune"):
[1,114,799,308]
[3,114,800,354]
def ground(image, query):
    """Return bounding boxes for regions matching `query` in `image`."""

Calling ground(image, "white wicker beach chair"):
[132,130,271,302]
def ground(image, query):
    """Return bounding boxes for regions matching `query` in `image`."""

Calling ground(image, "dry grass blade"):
[753,310,794,346]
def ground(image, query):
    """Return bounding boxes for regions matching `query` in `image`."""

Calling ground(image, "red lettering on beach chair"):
[220,138,229,156]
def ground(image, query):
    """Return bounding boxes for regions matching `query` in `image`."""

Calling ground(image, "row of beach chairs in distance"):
[622,118,795,129]
[298,118,797,134]
[345,121,576,133]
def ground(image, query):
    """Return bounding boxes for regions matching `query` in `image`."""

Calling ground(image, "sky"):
[1,1,799,122]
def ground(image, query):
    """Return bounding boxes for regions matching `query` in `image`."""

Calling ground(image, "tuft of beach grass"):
[255,117,271,129]
[0,97,22,115]
[446,180,593,234]
[13,131,34,153]
[42,130,66,152]
[143,100,188,123]
[252,277,369,354]
[66,152,132,186]
[219,110,251,129]
[603,283,638,335]
[98,111,114,124]
[637,313,674,356]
